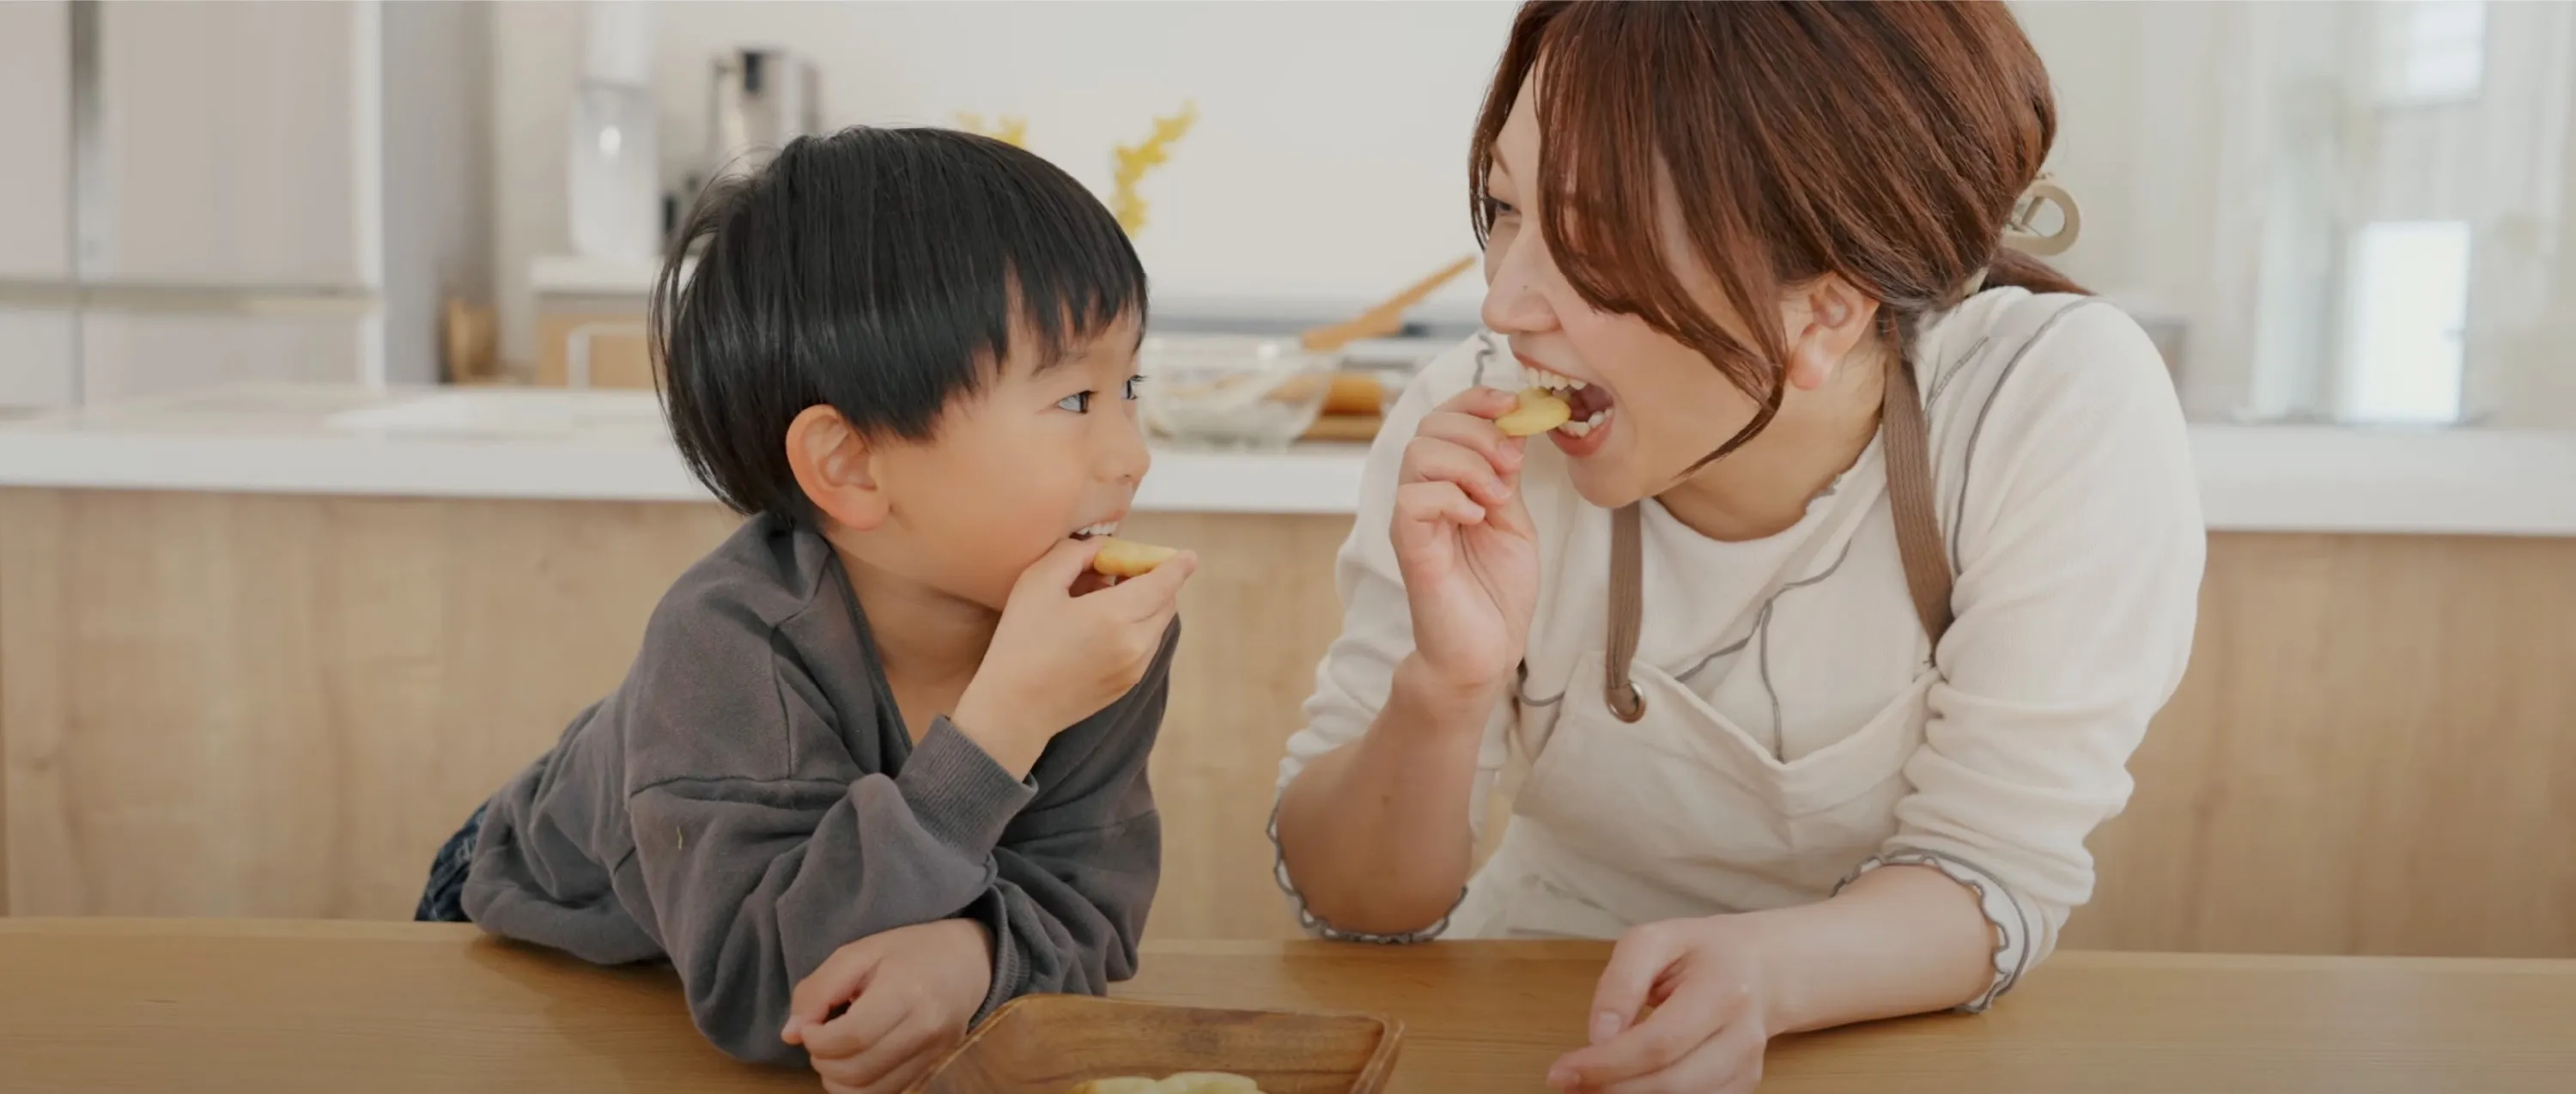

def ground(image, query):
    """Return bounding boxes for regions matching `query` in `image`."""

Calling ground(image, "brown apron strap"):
[1604,501,1648,722]
[1597,356,1956,720]
[1882,356,1955,647]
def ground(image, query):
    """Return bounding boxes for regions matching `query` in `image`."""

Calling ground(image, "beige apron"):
[1451,356,1958,939]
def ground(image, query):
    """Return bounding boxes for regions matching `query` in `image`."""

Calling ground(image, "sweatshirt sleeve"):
[959,623,1174,1016]
[627,713,1036,1064]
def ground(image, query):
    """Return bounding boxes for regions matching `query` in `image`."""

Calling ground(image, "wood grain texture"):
[4,921,2574,1094]
[1120,512,1354,942]
[0,489,740,918]
[924,994,1400,1094]
[6,487,2575,963]
[2065,532,2576,957]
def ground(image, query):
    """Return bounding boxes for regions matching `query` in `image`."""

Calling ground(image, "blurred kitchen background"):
[0,2,2568,963]
[3,1,2576,426]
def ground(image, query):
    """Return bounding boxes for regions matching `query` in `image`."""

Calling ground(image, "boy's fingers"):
[865,1050,945,1094]
[1093,549,1197,620]
[800,988,910,1061]
[785,942,882,1041]
[832,1011,944,1090]
[1019,536,1106,597]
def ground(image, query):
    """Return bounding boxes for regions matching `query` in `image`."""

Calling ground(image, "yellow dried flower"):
[954,112,1029,149]
[1110,101,1199,236]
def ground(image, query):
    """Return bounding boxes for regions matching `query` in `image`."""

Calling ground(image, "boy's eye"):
[1056,391,1093,413]
[1123,375,1145,400]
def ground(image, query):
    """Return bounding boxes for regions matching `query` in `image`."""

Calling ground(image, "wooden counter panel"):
[6,489,2573,962]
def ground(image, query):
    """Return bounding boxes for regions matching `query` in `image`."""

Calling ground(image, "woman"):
[1272,3,2204,1092]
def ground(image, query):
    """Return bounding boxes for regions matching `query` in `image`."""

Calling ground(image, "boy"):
[415,127,1195,1094]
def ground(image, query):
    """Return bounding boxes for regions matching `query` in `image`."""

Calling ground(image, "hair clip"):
[1957,174,2081,300]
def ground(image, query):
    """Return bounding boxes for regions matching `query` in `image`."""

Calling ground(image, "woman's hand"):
[1547,916,1780,1094]
[1390,386,1543,699]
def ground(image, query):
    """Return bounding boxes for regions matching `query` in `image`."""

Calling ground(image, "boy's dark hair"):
[652,126,1149,520]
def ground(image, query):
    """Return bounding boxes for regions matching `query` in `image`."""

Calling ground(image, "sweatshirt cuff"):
[896,716,1039,860]
[964,890,1026,1024]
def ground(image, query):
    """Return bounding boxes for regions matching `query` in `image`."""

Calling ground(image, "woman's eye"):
[1485,197,1520,219]
[1122,375,1145,400]
[1056,391,1094,413]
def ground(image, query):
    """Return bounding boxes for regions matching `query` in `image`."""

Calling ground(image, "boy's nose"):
[1099,410,1151,484]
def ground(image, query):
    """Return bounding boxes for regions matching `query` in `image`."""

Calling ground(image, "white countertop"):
[2,385,2572,535]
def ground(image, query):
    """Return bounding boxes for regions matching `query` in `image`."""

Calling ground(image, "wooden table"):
[5,920,2573,1094]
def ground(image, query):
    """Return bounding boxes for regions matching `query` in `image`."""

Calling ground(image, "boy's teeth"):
[1074,521,1119,538]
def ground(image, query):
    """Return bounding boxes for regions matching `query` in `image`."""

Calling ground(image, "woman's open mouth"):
[1522,361,1616,453]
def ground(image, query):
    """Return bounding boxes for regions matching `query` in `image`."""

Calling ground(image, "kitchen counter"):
[5,919,2574,1094]
[1,383,2573,532]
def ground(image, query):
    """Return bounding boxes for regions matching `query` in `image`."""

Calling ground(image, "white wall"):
[491,0,1516,363]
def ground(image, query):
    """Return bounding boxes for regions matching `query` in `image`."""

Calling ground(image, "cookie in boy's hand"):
[1090,538,1181,579]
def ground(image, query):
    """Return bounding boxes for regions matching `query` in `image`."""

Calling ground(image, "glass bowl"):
[1137,335,1343,450]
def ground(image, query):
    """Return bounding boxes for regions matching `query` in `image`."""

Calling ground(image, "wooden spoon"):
[1298,255,1477,354]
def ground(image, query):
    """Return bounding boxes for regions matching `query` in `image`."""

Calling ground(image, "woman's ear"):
[1781,276,1881,392]
[785,404,890,532]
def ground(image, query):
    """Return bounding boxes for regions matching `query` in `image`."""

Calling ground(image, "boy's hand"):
[951,536,1198,778]
[782,919,994,1094]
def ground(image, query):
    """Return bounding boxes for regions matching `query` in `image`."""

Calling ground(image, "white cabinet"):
[0,309,77,409]
[0,1,71,282]
[91,1,363,287]
[0,1,483,406]
[79,313,370,404]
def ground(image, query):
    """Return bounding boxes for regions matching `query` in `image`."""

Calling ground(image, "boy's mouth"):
[1069,520,1121,541]
[1522,361,1616,437]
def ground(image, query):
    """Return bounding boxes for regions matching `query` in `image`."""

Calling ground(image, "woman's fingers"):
[1432,384,1525,420]
[1401,435,1515,507]
[1590,923,1686,1043]
[1414,406,1528,477]
[1394,480,1487,541]
[1554,972,1738,1087]
[1588,1018,1767,1094]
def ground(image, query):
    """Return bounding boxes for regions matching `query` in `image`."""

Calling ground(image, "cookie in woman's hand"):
[1493,388,1573,437]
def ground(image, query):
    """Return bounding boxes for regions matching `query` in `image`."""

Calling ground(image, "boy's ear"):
[785,405,890,532]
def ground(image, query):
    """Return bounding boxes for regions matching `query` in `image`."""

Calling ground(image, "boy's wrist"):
[948,686,1046,780]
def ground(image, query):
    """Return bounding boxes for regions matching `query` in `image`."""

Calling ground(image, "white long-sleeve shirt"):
[1274,289,2206,1006]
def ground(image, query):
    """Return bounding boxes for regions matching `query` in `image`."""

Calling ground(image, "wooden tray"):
[908,994,1404,1094]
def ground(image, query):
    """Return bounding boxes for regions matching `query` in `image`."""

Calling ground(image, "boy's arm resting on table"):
[627,716,1035,1065]
[955,622,1172,1016]
[637,623,1176,1064]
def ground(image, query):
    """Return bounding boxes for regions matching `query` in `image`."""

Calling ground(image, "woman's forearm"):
[1741,864,1998,1034]
[1273,655,1498,935]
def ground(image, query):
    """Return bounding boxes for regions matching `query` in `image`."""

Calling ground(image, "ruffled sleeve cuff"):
[1838,848,2038,1012]
[1266,801,1461,945]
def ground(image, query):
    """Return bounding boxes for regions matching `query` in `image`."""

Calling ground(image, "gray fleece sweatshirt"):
[460,514,1170,1066]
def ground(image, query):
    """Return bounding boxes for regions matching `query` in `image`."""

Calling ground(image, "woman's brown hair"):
[1470,0,2087,468]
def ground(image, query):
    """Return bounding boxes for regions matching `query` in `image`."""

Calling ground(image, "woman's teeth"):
[1520,364,1589,392]
[1558,409,1611,438]
[1072,522,1120,540]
